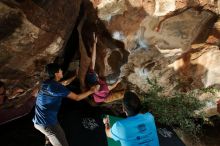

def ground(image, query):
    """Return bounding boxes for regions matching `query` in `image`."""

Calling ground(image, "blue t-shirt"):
[33,80,70,126]
[110,113,159,146]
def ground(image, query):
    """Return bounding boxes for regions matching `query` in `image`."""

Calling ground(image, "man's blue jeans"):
[34,123,69,146]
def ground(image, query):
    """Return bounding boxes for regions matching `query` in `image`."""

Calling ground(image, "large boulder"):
[91,0,219,116]
[0,0,220,118]
[0,0,82,111]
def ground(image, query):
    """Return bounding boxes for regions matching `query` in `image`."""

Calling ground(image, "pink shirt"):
[93,79,109,103]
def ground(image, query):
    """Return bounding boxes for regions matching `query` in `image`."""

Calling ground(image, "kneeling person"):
[103,91,159,146]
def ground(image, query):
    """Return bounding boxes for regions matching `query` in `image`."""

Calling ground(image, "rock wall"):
[1,0,220,118]
[0,0,82,107]
[88,0,220,117]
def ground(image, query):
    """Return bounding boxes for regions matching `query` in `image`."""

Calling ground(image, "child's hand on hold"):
[93,32,98,44]
[116,78,122,84]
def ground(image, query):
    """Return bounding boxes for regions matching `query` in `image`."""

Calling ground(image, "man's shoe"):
[44,143,52,146]
[45,140,52,146]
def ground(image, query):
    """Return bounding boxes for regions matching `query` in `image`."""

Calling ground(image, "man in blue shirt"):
[33,63,99,146]
[103,91,159,146]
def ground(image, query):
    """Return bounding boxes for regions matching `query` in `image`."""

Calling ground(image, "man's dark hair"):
[45,63,61,79]
[123,91,142,116]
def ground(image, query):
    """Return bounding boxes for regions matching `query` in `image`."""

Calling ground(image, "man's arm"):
[8,82,40,99]
[103,116,112,138]
[7,88,24,100]
[105,124,112,138]
[67,85,99,101]
[60,75,76,86]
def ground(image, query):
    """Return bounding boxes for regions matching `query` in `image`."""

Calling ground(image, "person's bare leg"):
[90,33,97,70]
[77,14,91,90]
[104,90,125,103]
[77,15,87,56]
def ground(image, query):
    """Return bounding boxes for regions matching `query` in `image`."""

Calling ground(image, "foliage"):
[200,86,220,95]
[142,78,206,140]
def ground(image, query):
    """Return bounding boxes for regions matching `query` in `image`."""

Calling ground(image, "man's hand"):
[103,115,111,138]
[103,115,110,125]
[12,88,24,96]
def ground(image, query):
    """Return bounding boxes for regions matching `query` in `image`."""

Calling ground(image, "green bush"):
[141,78,205,139]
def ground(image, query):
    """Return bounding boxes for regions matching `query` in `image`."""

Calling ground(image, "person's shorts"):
[86,69,98,86]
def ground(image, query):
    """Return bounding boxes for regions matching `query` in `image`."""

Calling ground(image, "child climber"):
[77,12,125,104]
[85,33,122,103]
